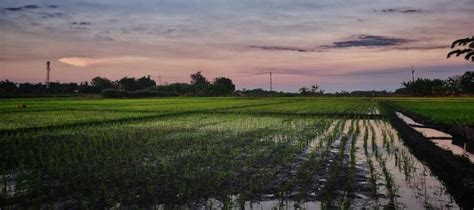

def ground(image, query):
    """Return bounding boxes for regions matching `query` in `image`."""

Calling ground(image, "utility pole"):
[411,66,415,83]
[159,75,162,86]
[45,61,51,88]
[269,72,273,92]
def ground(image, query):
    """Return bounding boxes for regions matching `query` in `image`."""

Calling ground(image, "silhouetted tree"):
[447,36,474,62]
[78,81,92,93]
[190,71,210,96]
[399,78,448,96]
[446,75,463,95]
[148,83,193,96]
[91,76,116,93]
[47,82,79,93]
[310,84,325,95]
[136,75,156,90]
[0,80,17,93]
[210,77,235,96]
[460,71,474,93]
[117,77,137,91]
[299,86,309,95]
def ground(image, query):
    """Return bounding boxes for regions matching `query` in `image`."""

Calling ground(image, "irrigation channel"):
[0,100,471,209]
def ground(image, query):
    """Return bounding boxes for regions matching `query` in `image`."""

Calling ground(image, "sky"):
[0,0,473,92]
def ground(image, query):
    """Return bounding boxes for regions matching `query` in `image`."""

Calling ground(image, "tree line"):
[395,71,473,96]
[0,72,235,97]
[1,70,472,98]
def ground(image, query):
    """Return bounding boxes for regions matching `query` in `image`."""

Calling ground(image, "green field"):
[385,98,474,125]
[1,97,470,208]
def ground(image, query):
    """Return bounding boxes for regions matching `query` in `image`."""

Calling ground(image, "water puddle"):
[396,112,474,163]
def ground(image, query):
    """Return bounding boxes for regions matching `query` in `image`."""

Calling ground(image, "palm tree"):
[447,36,474,62]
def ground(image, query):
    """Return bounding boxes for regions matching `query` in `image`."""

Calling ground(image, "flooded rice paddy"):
[396,112,474,163]
[0,98,469,208]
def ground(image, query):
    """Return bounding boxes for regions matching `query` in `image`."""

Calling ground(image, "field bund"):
[1,97,473,209]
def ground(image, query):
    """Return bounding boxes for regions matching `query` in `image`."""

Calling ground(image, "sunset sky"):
[1,0,473,92]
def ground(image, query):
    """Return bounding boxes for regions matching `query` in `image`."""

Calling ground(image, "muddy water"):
[396,112,474,163]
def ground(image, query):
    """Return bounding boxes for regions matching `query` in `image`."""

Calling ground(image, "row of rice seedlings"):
[0,114,283,207]
[379,121,457,208]
[369,121,379,158]
[368,120,398,208]
[234,118,331,204]
[380,159,398,209]
[362,120,380,205]
[341,119,360,209]
[320,120,353,208]
[1,99,286,133]
[160,115,331,207]
[270,119,335,194]
[284,119,344,202]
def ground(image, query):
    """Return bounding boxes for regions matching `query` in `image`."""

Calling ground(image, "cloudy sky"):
[0,0,473,92]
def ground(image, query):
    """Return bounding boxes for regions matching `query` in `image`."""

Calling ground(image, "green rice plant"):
[381,159,397,209]
[387,98,474,125]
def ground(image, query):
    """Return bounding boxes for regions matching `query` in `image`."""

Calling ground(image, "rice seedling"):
[0,97,463,208]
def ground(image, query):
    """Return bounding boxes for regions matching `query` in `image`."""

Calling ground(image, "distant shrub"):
[101,89,177,98]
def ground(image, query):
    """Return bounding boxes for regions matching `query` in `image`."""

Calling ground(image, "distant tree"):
[299,86,309,95]
[446,75,463,95]
[310,83,325,95]
[210,77,235,96]
[236,88,296,97]
[91,76,116,93]
[148,83,193,95]
[118,77,137,91]
[18,83,36,94]
[400,78,448,96]
[190,71,210,96]
[447,36,474,62]
[47,82,78,93]
[459,71,474,93]
[78,81,92,93]
[0,80,17,93]
[136,75,156,90]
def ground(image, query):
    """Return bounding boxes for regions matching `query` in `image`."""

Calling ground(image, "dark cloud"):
[4,7,22,11]
[4,5,40,11]
[323,35,410,48]
[72,21,92,26]
[38,12,63,19]
[48,5,59,9]
[393,45,447,51]
[374,8,424,13]
[249,45,316,52]
[23,5,39,9]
